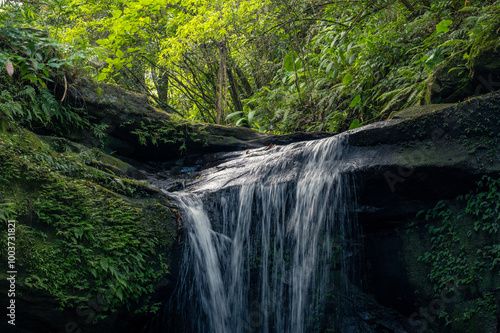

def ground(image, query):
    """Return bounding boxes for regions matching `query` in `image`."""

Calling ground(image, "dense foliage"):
[1,0,499,133]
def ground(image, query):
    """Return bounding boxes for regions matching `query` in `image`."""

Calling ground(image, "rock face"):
[345,93,500,332]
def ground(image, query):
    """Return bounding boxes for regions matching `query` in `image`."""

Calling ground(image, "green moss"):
[0,123,176,314]
[37,134,142,179]
[389,104,455,120]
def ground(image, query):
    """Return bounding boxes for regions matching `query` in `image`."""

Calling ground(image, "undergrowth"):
[407,175,500,331]
[0,16,101,137]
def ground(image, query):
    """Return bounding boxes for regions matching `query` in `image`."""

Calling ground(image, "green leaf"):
[332,68,338,80]
[225,111,243,120]
[100,258,109,271]
[342,73,353,86]
[436,20,452,34]
[235,118,246,126]
[348,119,362,130]
[112,9,122,19]
[348,54,356,65]
[247,110,256,124]
[325,61,333,74]
[116,49,124,58]
[349,94,361,107]
[283,51,301,71]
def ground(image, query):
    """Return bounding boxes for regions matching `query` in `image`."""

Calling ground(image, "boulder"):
[425,49,500,103]
[0,123,180,333]
[63,78,334,161]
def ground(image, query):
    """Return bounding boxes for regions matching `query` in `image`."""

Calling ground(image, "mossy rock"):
[57,77,334,161]
[37,135,145,178]
[0,122,178,332]
[424,48,500,104]
[389,104,455,120]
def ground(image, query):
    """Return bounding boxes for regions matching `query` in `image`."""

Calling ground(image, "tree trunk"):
[152,67,169,103]
[227,64,243,112]
[216,41,228,124]
[235,66,253,98]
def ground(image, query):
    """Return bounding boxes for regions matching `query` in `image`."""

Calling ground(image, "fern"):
[0,90,24,121]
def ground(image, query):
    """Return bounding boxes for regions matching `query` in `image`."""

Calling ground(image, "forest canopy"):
[1,0,500,133]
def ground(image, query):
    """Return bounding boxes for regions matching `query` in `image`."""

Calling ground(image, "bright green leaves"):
[283,51,302,71]
[89,0,168,81]
[112,9,122,19]
[225,109,262,130]
[349,94,361,107]
[436,19,453,34]
[160,0,270,66]
[342,72,353,86]
[413,19,453,72]
[225,111,244,120]
[348,119,362,130]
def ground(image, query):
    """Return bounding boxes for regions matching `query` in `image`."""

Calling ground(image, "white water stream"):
[168,135,356,333]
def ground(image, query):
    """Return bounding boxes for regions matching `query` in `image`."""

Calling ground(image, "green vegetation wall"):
[403,176,500,333]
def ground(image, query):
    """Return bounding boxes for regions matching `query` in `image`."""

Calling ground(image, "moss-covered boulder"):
[0,119,178,333]
[425,48,500,104]
[61,78,334,161]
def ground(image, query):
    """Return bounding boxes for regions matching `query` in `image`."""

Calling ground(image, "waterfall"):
[168,134,357,333]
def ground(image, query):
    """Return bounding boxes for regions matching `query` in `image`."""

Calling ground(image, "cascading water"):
[167,134,358,333]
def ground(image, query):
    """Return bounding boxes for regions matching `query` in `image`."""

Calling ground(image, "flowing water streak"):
[170,134,355,333]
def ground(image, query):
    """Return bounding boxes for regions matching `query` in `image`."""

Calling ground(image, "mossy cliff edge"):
[0,120,178,333]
